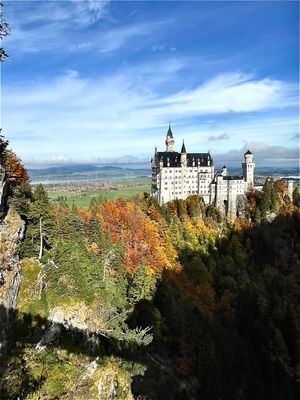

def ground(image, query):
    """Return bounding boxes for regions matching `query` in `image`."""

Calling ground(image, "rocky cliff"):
[0,166,9,220]
[0,208,25,394]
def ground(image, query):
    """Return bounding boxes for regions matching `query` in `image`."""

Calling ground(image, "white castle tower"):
[242,150,255,189]
[288,180,294,199]
[165,124,175,152]
[221,165,227,177]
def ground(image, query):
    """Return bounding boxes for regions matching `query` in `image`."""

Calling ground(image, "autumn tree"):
[5,151,29,186]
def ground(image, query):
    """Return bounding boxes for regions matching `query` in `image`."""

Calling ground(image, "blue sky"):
[1,0,299,167]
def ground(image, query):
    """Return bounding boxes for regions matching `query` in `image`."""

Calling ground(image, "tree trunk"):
[39,217,43,260]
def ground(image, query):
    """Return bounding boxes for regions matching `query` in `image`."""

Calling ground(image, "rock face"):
[2,267,22,311]
[0,166,9,220]
[35,304,104,349]
[0,210,25,356]
[0,210,25,291]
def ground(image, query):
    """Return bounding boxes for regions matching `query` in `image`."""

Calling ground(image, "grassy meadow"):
[47,177,151,208]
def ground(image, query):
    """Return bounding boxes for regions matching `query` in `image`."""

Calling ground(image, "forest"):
[0,136,300,399]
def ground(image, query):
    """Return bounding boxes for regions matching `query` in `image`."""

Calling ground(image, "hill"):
[28,164,150,182]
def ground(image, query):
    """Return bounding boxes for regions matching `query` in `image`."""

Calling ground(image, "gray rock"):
[0,166,9,220]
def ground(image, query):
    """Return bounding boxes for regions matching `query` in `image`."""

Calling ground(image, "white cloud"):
[208,133,229,141]
[151,73,297,116]
[24,154,148,168]
[214,142,299,166]
[98,22,155,53]
[23,141,299,169]
[2,66,298,162]
[10,0,110,25]
[5,0,155,55]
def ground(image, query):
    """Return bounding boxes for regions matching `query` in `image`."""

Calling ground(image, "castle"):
[151,125,257,218]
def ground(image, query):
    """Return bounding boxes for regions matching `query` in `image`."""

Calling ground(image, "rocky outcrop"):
[35,304,105,349]
[0,210,25,356]
[0,210,25,290]
[0,166,9,220]
[2,266,22,311]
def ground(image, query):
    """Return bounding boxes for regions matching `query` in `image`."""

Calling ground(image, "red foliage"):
[247,189,257,212]
[274,179,288,196]
[99,199,178,272]
[174,271,216,316]
[5,151,29,186]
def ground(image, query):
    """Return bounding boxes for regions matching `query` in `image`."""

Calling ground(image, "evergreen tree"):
[260,178,273,216]
[21,184,54,258]
[127,262,157,304]
[292,187,300,207]
[87,212,102,246]
[9,182,33,220]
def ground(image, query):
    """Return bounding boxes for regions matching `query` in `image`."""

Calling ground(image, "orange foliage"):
[175,271,216,315]
[247,189,257,212]
[146,204,165,223]
[274,179,288,196]
[100,198,178,272]
[233,217,251,231]
[5,151,29,186]
[77,208,92,222]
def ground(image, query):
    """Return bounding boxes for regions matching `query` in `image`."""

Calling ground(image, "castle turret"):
[288,180,294,199]
[151,147,157,167]
[165,124,175,152]
[242,150,255,189]
[221,165,227,177]
[180,140,187,166]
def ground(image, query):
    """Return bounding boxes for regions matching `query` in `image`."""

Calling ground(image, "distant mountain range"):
[28,164,299,184]
[28,164,151,183]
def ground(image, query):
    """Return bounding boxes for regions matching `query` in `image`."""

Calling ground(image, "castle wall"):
[153,164,214,204]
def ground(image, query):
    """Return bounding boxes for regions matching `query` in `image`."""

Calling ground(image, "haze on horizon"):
[2,0,299,169]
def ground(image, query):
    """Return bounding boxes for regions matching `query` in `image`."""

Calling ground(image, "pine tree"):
[87,212,102,246]
[260,178,273,216]
[292,187,300,207]
[21,185,54,258]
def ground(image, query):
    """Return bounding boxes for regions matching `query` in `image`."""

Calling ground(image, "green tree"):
[260,178,273,216]
[9,182,33,220]
[292,187,300,207]
[21,185,54,258]
[87,212,102,246]
[127,262,157,304]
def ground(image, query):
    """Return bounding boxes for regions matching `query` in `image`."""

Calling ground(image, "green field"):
[47,177,151,208]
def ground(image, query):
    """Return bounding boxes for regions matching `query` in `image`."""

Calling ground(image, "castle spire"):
[181,140,186,153]
[165,123,175,152]
[167,122,173,138]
